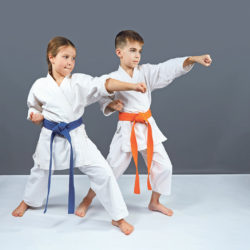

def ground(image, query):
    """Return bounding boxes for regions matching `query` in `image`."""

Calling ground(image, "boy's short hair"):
[115,30,144,48]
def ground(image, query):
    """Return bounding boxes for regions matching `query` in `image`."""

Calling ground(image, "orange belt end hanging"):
[120,109,153,194]
[131,121,141,194]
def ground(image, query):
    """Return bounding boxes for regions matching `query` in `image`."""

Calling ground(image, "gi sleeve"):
[98,95,116,116]
[27,83,43,120]
[75,73,115,106]
[141,56,194,92]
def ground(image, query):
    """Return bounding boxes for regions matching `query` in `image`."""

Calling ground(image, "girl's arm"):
[27,82,44,125]
[105,78,146,93]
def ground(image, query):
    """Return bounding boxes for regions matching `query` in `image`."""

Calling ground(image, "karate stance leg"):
[140,143,174,216]
[78,162,134,235]
[12,163,52,217]
[78,162,129,221]
[77,140,132,214]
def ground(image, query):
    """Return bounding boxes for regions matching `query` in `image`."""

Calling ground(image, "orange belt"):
[119,109,153,194]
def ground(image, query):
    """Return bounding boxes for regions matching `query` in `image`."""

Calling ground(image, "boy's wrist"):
[188,56,196,64]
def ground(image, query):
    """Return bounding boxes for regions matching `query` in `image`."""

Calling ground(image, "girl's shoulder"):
[71,73,93,81]
[34,76,47,85]
[29,76,48,92]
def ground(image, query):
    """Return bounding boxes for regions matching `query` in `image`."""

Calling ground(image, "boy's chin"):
[130,63,139,68]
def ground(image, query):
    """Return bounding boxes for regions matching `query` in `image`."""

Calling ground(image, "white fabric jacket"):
[99,57,194,152]
[27,73,113,170]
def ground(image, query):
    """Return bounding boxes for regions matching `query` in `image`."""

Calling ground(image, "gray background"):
[0,0,249,175]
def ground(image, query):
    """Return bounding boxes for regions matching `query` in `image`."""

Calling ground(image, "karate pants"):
[107,143,172,196]
[23,161,129,221]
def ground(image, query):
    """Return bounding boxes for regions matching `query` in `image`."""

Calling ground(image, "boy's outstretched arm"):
[183,54,212,68]
[105,78,146,93]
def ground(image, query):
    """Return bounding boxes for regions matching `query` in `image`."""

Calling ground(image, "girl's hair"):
[46,36,76,76]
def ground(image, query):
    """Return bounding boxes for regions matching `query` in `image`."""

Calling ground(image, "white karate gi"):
[99,57,193,195]
[23,73,128,220]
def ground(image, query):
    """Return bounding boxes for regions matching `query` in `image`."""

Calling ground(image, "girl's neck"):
[51,70,65,86]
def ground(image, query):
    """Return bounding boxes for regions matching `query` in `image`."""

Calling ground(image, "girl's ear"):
[48,54,55,64]
[116,48,123,59]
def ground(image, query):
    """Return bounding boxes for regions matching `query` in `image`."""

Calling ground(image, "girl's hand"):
[134,83,147,93]
[107,99,124,112]
[30,112,44,125]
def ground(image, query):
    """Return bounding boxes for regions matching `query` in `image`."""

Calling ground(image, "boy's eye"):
[63,55,69,59]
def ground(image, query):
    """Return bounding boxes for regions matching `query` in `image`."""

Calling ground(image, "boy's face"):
[116,40,143,69]
[49,45,76,77]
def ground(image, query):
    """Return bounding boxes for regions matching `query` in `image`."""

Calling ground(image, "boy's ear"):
[115,48,122,59]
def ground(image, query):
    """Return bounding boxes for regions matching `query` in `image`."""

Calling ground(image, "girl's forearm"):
[105,78,135,93]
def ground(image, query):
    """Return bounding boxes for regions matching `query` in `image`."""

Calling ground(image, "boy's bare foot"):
[12,201,29,217]
[75,197,92,217]
[112,219,134,235]
[148,202,174,216]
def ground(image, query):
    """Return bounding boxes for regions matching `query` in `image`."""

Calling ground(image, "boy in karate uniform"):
[76,30,212,216]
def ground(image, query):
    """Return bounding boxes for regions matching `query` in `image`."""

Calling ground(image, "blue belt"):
[43,117,83,214]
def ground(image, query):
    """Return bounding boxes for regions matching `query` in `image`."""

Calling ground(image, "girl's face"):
[49,46,76,77]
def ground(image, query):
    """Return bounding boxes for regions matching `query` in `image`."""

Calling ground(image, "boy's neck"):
[120,62,135,78]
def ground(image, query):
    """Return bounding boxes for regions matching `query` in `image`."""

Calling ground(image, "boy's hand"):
[190,55,212,67]
[107,99,124,112]
[134,83,147,93]
[30,112,44,125]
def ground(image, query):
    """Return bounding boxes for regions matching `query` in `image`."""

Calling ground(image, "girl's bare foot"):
[112,219,134,235]
[75,197,92,217]
[148,202,174,216]
[12,201,29,217]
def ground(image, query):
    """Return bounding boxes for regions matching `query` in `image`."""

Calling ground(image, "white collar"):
[118,65,139,79]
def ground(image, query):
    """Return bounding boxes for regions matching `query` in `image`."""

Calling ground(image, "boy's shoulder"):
[109,69,120,78]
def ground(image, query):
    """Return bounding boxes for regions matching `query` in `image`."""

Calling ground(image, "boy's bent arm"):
[98,96,116,116]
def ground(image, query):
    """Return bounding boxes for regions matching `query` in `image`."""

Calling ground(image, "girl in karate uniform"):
[81,30,212,217]
[12,36,147,235]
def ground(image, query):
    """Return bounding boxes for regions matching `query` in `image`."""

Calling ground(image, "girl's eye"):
[63,56,69,59]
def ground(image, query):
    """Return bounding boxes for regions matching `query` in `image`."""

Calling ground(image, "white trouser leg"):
[78,161,129,221]
[140,143,173,196]
[106,142,132,179]
[23,164,53,207]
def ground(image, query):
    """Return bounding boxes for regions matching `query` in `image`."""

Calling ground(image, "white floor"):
[0,174,249,250]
